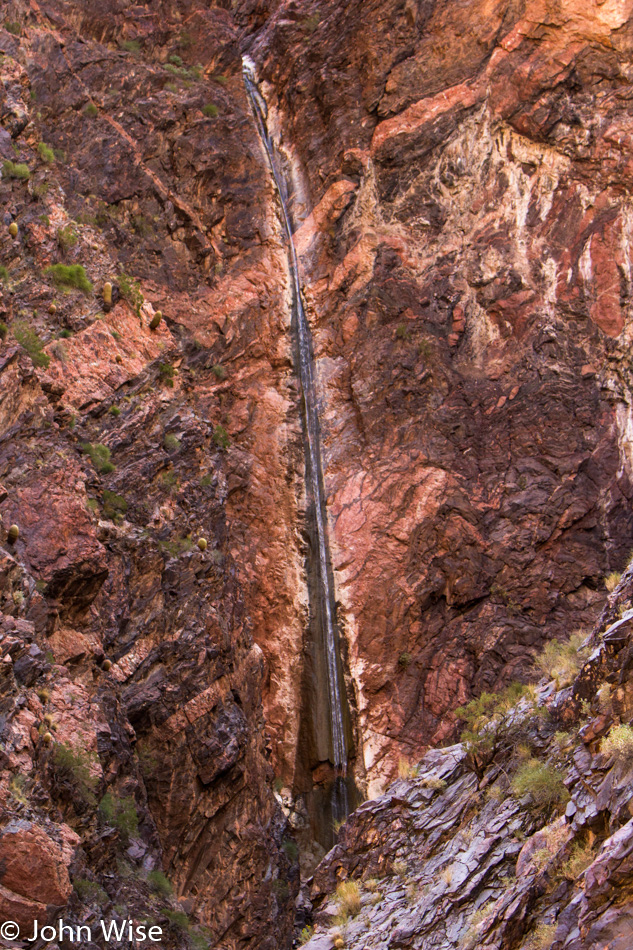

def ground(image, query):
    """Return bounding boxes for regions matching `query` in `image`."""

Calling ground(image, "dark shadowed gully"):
[2,2,633,949]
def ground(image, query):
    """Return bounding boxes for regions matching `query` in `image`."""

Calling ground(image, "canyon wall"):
[3,0,633,945]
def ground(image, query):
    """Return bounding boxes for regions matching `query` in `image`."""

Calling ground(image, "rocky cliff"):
[3,0,633,947]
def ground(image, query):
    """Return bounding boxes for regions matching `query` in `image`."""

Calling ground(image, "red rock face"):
[239,0,633,790]
[4,0,633,938]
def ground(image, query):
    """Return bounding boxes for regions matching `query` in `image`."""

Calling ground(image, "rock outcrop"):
[301,567,633,950]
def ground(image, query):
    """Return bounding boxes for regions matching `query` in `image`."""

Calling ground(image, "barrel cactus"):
[149,310,162,330]
[197,537,208,551]
[7,524,19,543]
[9,222,18,238]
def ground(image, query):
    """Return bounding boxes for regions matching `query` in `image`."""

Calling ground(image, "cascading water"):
[242,59,355,840]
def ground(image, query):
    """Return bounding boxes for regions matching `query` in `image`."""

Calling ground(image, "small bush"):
[396,323,411,341]
[299,926,314,945]
[51,742,98,804]
[398,651,411,669]
[169,54,183,66]
[534,631,590,686]
[563,838,595,880]
[102,490,127,519]
[397,757,418,779]
[120,39,141,52]
[0,266,9,283]
[84,102,99,117]
[99,792,139,843]
[158,362,175,386]
[3,160,30,180]
[164,433,181,452]
[511,759,569,809]
[602,723,633,763]
[57,224,79,253]
[9,773,28,804]
[73,877,108,904]
[282,839,298,862]
[147,869,172,896]
[605,571,622,592]
[4,20,21,35]
[12,321,50,368]
[202,103,218,118]
[211,363,226,380]
[0,321,8,340]
[213,424,229,450]
[44,264,93,293]
[38,142,55,163]
[118,272,144,317]
[81,442,115,474]
[110,405,121,417]
[335,880,361,921]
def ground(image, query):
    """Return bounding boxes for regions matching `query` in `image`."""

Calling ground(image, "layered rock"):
[239,0,633,791]
[300,566,633,950]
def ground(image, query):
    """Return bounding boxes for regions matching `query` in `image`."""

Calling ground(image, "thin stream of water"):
[242,61,348,781]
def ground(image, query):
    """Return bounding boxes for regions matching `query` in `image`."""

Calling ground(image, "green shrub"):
[602,723,633,763]
[4,20,21,35]
[38,142,55,163]
[511,759,569,809]
[59,328,72,339]
[119,271,143,318]
[12,321,50,368]
[202,103,218,117]
[3,160,29,180]
[147,869,172,896]
[282,839,298,862]
[164,910,189,931]
[57,224,78,252]
[110,405,121,417]
[44,264,93,293]
[120,39,141,52]
[164,433,181,452]
[73,877,108,904]
[211,363,226,379]
[83,102,98,117]
[396,323,411,341]
[534,632,589,687]
[81,442,115,474]
[213,424,229,450]
[51,742,98,804]
[0,265,9,283]
[99,792,139,842]
[0,321,8,340]
[398,652,411,669]
[169,54,183,66]
[299,926,314,946]
[456,682,533,776]
[158,362,175,386]
[102,490,127,519]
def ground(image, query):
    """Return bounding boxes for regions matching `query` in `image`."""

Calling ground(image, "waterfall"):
[242,61,350,793]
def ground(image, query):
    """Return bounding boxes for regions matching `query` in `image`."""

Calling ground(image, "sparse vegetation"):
[398,651,411,669]
[3,160,30,180]
[118,271,144,318]
[50,742,98,804]
[83,102,99,117]
[57,224,79,253]
[202,103,218,117]
[9,773,28,804]
[534,631,590,687]
[298,926,314,946]
[511,759,569,810]
[211,363,226,379]
[282,839,298,862]
[605,571,622,592]
[455,681,533,776]
[562,837,596,881]
[0,321,8,340]
[334,880,361,923]
[102,490,127,520]
[164,433,181,452]
[0,266,9,284]
[37,142,55,163]
[120,39,141,53]
[73,877,108,904]
[602,723,633,763]
[44,263,93,293]
[397,757,419,779]
[99,792,139,843]
[81,442,115,474]
[147,869,172,896]
[158,362,175,386]
[213,424,229,450]
[12,321,50,368]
